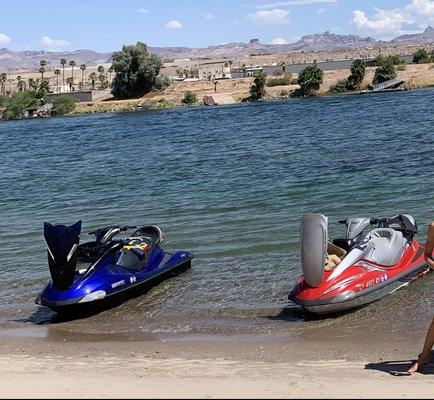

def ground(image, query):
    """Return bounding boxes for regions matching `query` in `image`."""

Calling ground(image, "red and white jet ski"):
[289,214,430,315]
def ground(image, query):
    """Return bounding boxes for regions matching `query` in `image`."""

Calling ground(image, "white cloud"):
[246,9,290,25]
[405,0,434,18]
[137,8,149,14]
[270,37,288,44]
[39,36,71,51]
[352,9,412,35]
[352,1,434,38]
[255,0,337,10]
[205,13,216,20]
[316,8,325,14]
[165,20,183,29]
[0,33,11,45]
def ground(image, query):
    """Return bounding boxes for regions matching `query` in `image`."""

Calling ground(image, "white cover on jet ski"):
[365,228,407,266]
[300,214,328,288]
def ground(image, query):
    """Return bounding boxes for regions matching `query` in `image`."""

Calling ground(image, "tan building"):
[197,61,232,80]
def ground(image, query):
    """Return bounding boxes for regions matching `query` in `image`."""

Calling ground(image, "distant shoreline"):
[2,62,434,122]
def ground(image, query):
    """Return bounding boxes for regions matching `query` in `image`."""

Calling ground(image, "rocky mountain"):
[147,32,377,60]
[391,26,434,44]
[290,31,377,50]
[1,27,433,70]
[0,48,112,70]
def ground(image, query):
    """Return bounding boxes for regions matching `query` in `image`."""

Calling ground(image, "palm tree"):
[60,58,67,91]
[69,60,76,91]
[39,59,47,81]
[54,69,61,93]
[347,59,366,90]
[241,63,247,77]
[17,79,27,92]
[16,75,24,92]
[39,67,46,82]
[298,62,324,96]
[79,64,86,91]
[0,72,7,95]
[373,61,397,85]
[97,65,106,89]
[88,72,97,91]
[28,78,39,91]
[66,76,74,92]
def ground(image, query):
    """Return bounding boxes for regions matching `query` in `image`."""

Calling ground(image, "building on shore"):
[197,61,232,80]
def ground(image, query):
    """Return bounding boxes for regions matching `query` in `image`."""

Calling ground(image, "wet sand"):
[1,331,433,399]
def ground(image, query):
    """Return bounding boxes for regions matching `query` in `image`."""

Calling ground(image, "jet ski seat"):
[132,226,163,249]
[116,226,164,271]
[364,228,407,267]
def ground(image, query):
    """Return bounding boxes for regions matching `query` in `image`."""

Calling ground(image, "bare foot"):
[408,352,430,374]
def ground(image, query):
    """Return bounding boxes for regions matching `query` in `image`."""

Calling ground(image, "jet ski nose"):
[44,220,82,290]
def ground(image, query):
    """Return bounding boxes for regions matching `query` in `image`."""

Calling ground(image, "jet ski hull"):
[290,261,429,315]
[37,252,193,313]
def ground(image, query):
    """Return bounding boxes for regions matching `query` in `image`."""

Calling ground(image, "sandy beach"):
[0,330,433,399]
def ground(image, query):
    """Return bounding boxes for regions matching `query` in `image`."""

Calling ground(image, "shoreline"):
[58,83,434,118]
[1,334,433,398]
[2,62,434,121]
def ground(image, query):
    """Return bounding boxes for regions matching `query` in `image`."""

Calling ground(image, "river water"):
[0,89,433,340]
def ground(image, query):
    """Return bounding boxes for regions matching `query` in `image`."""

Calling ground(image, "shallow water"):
[0,89,433,340]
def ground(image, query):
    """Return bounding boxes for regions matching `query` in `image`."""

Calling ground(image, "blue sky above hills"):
[1,0,433,52]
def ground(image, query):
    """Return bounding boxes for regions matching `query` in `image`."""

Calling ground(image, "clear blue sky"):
[0,0,432,52]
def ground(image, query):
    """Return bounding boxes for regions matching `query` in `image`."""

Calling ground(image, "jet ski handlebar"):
[339,218,381,225]
[88,225,137,236]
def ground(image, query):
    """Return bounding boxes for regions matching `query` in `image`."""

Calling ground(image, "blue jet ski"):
[36,221,194,313]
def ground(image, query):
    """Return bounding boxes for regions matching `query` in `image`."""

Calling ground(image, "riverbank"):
[1,333,432,398]
[70,63,434,116]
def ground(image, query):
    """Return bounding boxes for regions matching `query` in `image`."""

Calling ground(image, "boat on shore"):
[36,221,194,313]
[289,214,430,315]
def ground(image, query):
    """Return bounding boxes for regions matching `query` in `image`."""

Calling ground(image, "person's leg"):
[408,317,434,373]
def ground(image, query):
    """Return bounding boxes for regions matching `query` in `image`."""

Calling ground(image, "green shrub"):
[329,80,350,93]
[412,48,429,64]
[373,62,397,85]
[3,91,39,119]
[266,74,292,87]
[182,91,198,105]
[372,54,405,66]
[153,76,171,91]
[52,94,77,116]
